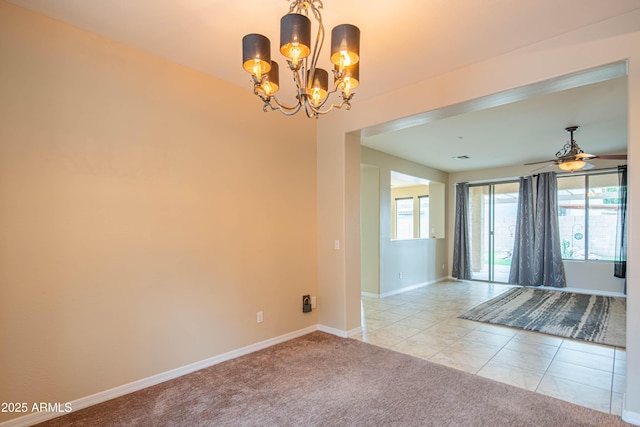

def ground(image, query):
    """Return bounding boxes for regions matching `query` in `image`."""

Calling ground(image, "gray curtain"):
[532,172,566,287]
[614,165,627,292]
[452,182,471,279]
[508,177,536,286]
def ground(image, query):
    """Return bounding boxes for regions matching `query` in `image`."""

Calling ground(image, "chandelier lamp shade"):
[242,0,360,118]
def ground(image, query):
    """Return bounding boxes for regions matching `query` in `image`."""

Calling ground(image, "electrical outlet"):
[399,272,403,279]
[302,295,312,313]
[257,311,263,323]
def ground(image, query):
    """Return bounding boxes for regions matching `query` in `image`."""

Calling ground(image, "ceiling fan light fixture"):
[524,125,627,170]
[558,159,586,172]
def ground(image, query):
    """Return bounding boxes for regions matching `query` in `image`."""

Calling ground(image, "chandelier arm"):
[292,66,309,106]
[257,67,306,115]
[264,97,303,116]
[308,6,325,84]
[263,94,303,113]
[300,57,308,93]
[306,97,353,117]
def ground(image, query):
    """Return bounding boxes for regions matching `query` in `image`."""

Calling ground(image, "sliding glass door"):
[468,182,519,283]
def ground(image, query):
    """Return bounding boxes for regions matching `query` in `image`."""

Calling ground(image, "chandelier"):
[241,0,360,118]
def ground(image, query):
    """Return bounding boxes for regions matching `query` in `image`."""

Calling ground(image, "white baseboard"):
[347,326,363,337]
[360,291,379,298]
[0,325,318,427]
[316,324,362,339]
[317,324,349,338]
[623,407,640,425]
[379,277,448,298]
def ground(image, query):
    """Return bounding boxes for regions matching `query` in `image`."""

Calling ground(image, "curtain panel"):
[614,165,627,287]
[452,182,472,280]
[532,172,566,288]
[508,177,537,286]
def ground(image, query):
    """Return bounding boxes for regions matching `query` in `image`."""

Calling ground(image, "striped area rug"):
[458,287,626,348]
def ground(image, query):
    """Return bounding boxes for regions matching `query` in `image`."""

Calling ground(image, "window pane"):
[493,183,519,283]
[469,185,490,281]
[557,176,586,260]
[419,196,429,238]
[588,173,619,260]
[396,198,414,239]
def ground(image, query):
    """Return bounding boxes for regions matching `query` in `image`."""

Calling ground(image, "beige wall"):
[360,147,449,296]
[360,165,380,295]
[317,10,640,419]
[0,2,317,422]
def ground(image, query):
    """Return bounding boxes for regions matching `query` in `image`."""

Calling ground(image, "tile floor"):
[353,280,626,415]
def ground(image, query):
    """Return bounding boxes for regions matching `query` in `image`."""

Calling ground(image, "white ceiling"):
[362,75,628,173]
[8,0,637,172]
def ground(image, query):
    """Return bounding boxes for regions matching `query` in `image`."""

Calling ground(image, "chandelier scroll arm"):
[262,97,303,116]
[304,93,355,118]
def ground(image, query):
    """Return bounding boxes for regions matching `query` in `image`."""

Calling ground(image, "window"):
[395,198,414,239]
[468,181,519,283]
[419,196,430,238]
[557,172,621,261]
[389,170,445,239]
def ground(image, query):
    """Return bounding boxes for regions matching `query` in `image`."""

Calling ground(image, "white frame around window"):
[557,170,621,262]
[419,195,430,238]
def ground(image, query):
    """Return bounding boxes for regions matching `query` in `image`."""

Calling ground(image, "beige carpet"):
[37,332,630,426]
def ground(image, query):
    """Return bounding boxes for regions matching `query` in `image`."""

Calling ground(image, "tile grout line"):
[472,328,518,375]
[361,281,619,415]
[533,338,564,394]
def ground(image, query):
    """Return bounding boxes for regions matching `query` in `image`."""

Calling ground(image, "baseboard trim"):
[361,278,449,299]
[360,291,379,298]
[378,277,447,298]
[622,407,640,425]
[317,324,349,338]
[347,326,363,337]
[0,325,318,427]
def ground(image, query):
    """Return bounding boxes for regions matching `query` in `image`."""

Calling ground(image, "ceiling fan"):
[525,126,627,172]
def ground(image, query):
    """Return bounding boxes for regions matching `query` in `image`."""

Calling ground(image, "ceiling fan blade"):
[524,159,557,166]
[531,163,555,172]
[594,154,627,160]
[555,153,596,162]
